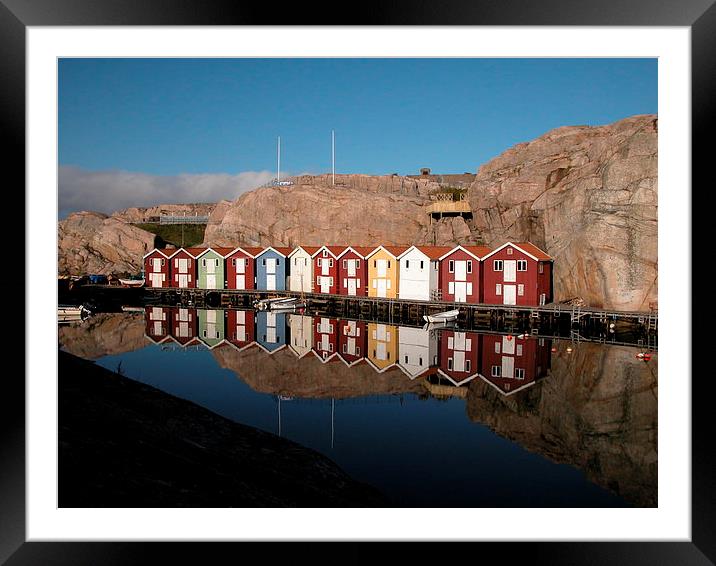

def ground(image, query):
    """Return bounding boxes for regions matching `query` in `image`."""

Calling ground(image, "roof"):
[481,241,553,262]
[437,245,493,261]
[142,248,173,259]
[312,245,348,258]
[225,246,262,258]
[399,245,453,260]
[194,246,233,258]
[513,242,552,261]
[184,246,208,258]
[255,246,291,258]
[366,245,410,258]
[288,245,321,257]
[337,245,374,259]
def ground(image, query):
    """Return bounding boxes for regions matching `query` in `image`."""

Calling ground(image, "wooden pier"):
[142,287,658,348]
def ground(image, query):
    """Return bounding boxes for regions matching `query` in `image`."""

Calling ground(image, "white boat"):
[423,309,460,324]
[254,297,300,311]
[58,304,92,321]
[119,278,145,288]
[121,305,145,313]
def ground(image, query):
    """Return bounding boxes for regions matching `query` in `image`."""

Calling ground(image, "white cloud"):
[58,166,275,217]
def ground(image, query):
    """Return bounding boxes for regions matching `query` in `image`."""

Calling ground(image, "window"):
[405,260,410,269]
[317,258,322,267]
[449,260,455,273]
[539,263,544,274]
[518,284,524,296]
[515,368,525,380]
[202,259,206,267]
[329,277,334,286]
[496,283,502,295]
[342,259,347,269]
[245,258,249,267]
[467,260,472,273]
[495,342,501,353]
[174,259,179,267]
[517,260,527,271]
[373,260,377,268]
[516,344,523,356]
[388,260,391,269]
[276,259,280,265]
[316,276,321,285]
[465,359,471,372]
[356,259,361,269]
[448,358,453,370]
[420,261,424,270]
[232,258,236,266]
[491,365,501,377]
[329,259,334,267]
[507,247,513,255]
[494,260,503,271]
[419,357,423,366]
[262,259,265,266]
[404,355,409,363]
[161,258,165,266]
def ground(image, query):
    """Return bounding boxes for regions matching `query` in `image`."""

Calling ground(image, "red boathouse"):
[336,246,372,297]
[313,246,346,295]
[225,246,263,290]
[481,242,553,306]
[168,247,203,289]
[143,248,172,288]
[438,245,492,303]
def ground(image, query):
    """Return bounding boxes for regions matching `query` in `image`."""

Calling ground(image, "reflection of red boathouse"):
[226,309,255,350]
[313,316,339,362]
[438,329,480,386]
[168,307,198,345]
[479,334,551,395]
[144,306,170,343]
[338,320,367,367]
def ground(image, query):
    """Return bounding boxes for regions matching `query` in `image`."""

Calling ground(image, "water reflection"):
[59,306,657,507]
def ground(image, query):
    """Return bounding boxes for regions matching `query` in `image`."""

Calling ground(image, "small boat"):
[121,305,145,313]
[423,309,460,324]
[58,304,92,322]
[119,278,145,288]
[270,301,307,312]
[254,297,300,311]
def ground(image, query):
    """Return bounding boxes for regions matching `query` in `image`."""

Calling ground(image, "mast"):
[277,136,281,184]
[331,130,335,186]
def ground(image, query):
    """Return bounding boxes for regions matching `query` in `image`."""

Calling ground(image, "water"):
[59,307,657,507]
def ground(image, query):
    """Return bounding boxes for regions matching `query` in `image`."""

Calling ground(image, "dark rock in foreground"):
[58,351,386,507]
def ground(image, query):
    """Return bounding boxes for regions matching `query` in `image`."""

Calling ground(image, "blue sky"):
[58,58,657,215]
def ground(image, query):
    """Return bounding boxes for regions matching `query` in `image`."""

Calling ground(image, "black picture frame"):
[3,0,705,563]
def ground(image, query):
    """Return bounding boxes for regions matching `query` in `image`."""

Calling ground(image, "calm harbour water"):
[58,307,657,507]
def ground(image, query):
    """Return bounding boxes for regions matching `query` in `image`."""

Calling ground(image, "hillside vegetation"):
[134,223,207,248]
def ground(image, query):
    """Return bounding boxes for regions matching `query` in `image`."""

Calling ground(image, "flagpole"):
[277,136,281,184]
[331,130,335,186]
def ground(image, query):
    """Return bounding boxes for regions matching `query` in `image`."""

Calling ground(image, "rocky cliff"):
[58,211,156,275]
[466,344,657,507]
[468,114,657,310]
[59,313,147,359]
[212,344,426,399]
[204,174,444,248]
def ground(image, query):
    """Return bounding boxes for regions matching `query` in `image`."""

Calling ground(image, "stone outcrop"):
[58,211,156,275]
[58,313,147,359]
[203,174,441,248]
[212,344,425,399]
[466,344,657,507]
[468,114,657,310]
[111,203,216,224]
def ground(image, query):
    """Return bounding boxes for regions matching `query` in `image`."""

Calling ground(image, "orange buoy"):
[643,353,652,361]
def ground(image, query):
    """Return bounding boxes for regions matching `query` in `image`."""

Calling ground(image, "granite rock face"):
[466,343,657,507]
[58,211,156,275]
[203,174,439,248]
[58,313,147,359]
[212,344,426,399]
[468,114,658,310]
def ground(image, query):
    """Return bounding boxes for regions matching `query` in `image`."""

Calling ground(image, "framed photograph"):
[5,0,705,563]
